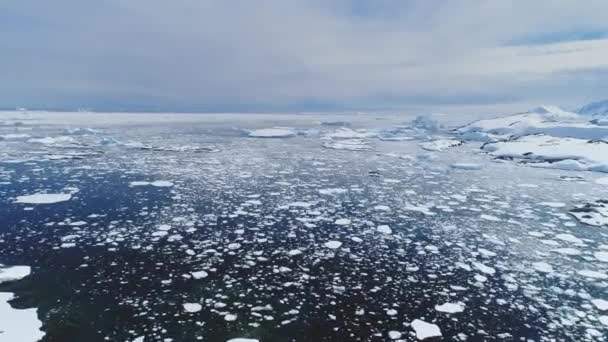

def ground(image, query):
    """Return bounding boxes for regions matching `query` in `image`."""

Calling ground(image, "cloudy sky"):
[1,0,608,113]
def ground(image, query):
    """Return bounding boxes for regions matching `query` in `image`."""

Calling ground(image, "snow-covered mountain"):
[579,99,608,117]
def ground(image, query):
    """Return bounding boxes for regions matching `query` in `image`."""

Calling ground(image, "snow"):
[183,303,202,313]
[248,127,296,138]
[15,193,72,204]
[435,302,465,313]
[411,319,442,340]
[324,241,342,249]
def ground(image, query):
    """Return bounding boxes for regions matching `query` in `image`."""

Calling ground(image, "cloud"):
[1,0,608,113]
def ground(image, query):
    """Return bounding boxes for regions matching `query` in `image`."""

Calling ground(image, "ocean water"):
[1,113,607,341]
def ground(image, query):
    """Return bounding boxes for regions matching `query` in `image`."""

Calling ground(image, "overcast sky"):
[1,0,608,113]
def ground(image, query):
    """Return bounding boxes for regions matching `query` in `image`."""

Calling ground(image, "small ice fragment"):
[324,241,342,249]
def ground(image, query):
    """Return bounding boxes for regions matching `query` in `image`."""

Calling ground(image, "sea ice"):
[15,193,72,204]
[248,127,296,138]
[411,319,442,340]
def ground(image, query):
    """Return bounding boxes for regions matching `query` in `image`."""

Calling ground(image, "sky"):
[1,0,608,114]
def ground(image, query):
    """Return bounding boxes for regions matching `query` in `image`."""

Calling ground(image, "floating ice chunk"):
[325,127,376,139]
[224,314,238,321]
[482,135,608,173]
[288,202,315,208]
[0,266,31,283]
[596,177,608,185]
[183,303,202,313]
[323,139,371,151]
[63,127,100,135]
[480,214,501,222]
[0,133,30,140]
[0,266,43,342]
[551,248,582,256]
[592,299,608,311]
[129,181,150,187]
[539,202,566,208]
[151,181,173,187]
[555,233,583,244]
[324,241,342,249]
[411,319,442,340]
[595,251,608,262]
[318,188,348,195]
[569,200,608,227]
[320,120,351,127]
[334,218,351,226]
[578,270,608,279]
[404,204,435,216]
[248,127,296,138]
[15,193,71,204]
[227,339,259,342]
[287,249,302,256]
[532,262,554,273]
[450,163,483,170]
[28,136,75,145]
[0,293,44,342]
[374,205,390,211]
[435,302,465,314]
[419,139,463,152]
[388,331,402,340]
[191,270,209,279]
[376,225,392,235]
[227,243,241,250]
[410,115,442,131]
[472,262,495,275]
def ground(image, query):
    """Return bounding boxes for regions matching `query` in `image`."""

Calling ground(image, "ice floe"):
[419,138,463,151]
[569,200,608,227]
[411,319,442,340]
[0,266,44,342]
[248,127,296,138]
[482,135,608,172]
[15,193,72,204]
[435,302,465,314]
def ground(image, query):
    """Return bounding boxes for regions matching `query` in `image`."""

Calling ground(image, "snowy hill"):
[456,105,608,173]
[455,105,608,141]
[579,99,608,117]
